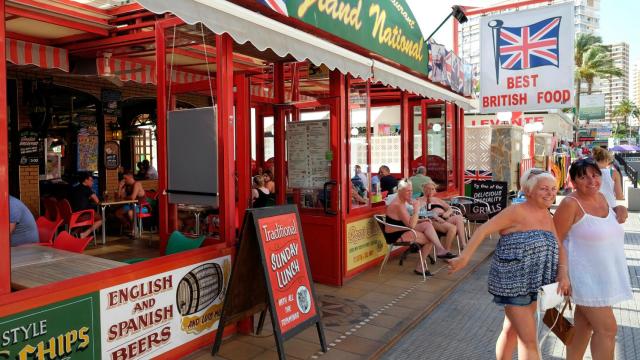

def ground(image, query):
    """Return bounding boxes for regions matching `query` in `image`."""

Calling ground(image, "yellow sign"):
[346,217,387,271]
[180,303,224,335]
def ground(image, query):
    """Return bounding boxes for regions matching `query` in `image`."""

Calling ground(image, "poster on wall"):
[346,217,388,272]
[0,294,101,359]
[18,130,41,165]
[480,3,574,112]
[77,126,99,172]
[102,89,122,116]
[100,256,231,359]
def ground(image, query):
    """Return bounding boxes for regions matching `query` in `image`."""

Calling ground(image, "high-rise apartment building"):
[456,0,600,98]
[600,43,629,123]
[632,60,640,106]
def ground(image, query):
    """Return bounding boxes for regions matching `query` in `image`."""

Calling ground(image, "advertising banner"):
[480,4,574,112]
[346,216,388,272]
[100,257,231,359]
[579,93,606,121]
[256,212,317,334]
[259,0,428,76]
[0,294,101,359]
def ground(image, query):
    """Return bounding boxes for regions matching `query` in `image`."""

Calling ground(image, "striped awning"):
[96,57,207,84]
[5,38,69,72]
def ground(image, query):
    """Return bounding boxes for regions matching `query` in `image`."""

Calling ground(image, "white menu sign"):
[287,120,330,189]
[100,256,231,359]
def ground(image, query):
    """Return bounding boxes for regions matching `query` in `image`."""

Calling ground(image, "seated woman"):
[251,175,271,208]
[420,180,468,250]
[385,180,457,276]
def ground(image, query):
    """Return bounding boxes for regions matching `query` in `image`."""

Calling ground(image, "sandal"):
[427,254,436,264]
[414,269,433,276]
[437,252,458,259]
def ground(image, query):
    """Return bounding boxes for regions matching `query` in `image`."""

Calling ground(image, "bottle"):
[103,191,109,202]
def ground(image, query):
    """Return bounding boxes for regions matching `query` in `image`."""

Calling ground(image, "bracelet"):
[558,265,567,268]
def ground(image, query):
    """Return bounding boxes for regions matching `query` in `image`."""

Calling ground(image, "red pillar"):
[458,106,465,193]
[216,33,236,246]
[155,21,170,252]
[255,106,265,171]
[400,92,411,177]
[273,63,286,204]
[235,73,251,228]
[0,0,10,295]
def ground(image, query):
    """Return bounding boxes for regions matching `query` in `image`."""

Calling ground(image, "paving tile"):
[320,348,365,360]
[281,338,324,359]
[332,334,385,355]
[367,313,405,329]
[216,339,265,360]
[351,323,392,342]
[251,349,302,360]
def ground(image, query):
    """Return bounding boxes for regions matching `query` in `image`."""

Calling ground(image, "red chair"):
[136,201,154,242]
[69,210,96,246]
[57,199,73,228]
[52,231,93,253]
[36,216,63,245]
[43,197,60,222]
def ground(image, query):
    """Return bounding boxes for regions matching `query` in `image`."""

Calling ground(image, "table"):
[178,204,213,235]
[11,245,125,290]
[99,199,138,245]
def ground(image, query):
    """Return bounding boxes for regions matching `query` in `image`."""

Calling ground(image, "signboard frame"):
[469,180,508,218]
[212,205,326,359]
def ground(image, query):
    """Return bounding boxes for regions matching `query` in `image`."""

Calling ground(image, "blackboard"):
[470,180,508,217]
[18,130,41,166]
[212,205,326,359]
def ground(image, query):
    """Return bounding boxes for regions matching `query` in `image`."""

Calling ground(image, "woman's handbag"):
[543,299,575,345]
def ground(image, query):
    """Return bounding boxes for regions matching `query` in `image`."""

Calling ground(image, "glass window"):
[348,79,370,209]
[371,105,401,174]
[427,104,447,189]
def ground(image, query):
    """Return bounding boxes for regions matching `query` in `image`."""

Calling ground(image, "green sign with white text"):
[0,294,100,360]
[281,0,429,76]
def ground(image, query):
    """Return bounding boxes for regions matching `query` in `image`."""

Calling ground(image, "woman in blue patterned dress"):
[448,169,562,360]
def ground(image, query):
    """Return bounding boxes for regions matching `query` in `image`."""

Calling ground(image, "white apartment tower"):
[599,43,629,123]
[632,60,640,108]
[457,0,600,97]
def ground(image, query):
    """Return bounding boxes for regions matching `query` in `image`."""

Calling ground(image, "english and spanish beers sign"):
[480,4,574,112]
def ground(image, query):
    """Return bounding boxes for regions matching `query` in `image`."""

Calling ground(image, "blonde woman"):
[592,146,623,207]
[449,169,560,360]
[385,180,456,276]
[420,180,468,250]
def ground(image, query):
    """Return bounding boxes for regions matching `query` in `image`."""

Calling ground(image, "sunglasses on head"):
[527,168,548,179]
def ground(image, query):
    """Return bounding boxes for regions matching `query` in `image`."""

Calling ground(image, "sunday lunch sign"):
[480,3,574,112]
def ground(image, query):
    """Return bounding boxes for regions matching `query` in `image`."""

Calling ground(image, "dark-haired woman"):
[554,158,631,360]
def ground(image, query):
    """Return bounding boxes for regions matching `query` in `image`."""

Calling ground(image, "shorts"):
[122,204,150,214]
[493,292,538,306]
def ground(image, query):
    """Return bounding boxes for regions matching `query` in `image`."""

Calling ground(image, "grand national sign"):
[480,4,574,112]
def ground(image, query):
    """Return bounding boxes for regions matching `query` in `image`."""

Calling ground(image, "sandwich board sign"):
[212,205,326,359]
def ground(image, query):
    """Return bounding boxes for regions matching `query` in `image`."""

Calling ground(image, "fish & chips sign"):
[480,4,574,112]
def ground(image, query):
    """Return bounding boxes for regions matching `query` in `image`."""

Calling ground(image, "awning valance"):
[6,38,69,72]
[136,0,474,110]
[97,57,207,84]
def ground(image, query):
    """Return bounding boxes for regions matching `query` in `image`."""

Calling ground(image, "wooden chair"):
[36,216,63,245]
[373,214,429,280]
[53,231,93,253]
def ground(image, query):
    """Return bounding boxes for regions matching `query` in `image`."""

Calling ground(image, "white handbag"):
[538,282,564,311]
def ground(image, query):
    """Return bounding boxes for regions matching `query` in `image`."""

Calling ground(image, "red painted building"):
[0,1,473,357]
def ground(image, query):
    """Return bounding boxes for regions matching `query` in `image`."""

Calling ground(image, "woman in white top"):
[554,158,631,360]
[592,146,623,207]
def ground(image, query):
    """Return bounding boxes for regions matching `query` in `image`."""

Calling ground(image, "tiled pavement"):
[382,197,640,360]
[183,235,499,360]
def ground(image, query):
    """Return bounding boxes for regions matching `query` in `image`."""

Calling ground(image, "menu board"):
[18,130,41,165]
[470,180,508,218]
[286,120,330,189]
[77,127,99,172]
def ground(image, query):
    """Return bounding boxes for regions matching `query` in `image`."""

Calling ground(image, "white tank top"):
[599,167,617,207]
[564,197,632,306]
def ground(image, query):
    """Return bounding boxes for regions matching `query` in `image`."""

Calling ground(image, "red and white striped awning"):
[5,38,69,72]
[97,57,207,84]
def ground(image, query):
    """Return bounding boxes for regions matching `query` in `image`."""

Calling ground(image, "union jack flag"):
[464,169,493,183]
[259,0,288,16]
[498,16,561,70]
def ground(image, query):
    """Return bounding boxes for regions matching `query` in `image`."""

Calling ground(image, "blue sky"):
[601,1,639,63]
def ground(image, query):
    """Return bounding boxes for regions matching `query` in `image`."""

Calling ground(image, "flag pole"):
[488,20,503,85]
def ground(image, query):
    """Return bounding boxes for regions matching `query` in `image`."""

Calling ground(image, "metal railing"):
[615,154,638,188]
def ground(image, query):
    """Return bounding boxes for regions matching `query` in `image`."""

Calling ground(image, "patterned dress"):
[488,230,559,297]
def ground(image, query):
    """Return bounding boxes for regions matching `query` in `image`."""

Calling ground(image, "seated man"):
[69,172,103,239]
[409,166,432,198]
[378,165,398,194]
[115,171,146,237]
[10,196,38,246]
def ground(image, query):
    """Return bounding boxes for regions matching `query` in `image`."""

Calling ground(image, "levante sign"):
[259,0,429,76]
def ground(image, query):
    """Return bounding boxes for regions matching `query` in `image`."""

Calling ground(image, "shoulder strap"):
[566,196,586,215]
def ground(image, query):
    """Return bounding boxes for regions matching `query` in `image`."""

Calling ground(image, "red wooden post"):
[155,21,170,253]
[255,106,265,170]
[273,63,286,204]
[458,106,465,193]
[0,0,10,295]
[234,73,251,229]
[400,91,410,176]
[216,33,236,246]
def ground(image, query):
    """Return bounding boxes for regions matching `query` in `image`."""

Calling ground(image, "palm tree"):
[612,99,640,137]
[573,34,622,127]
